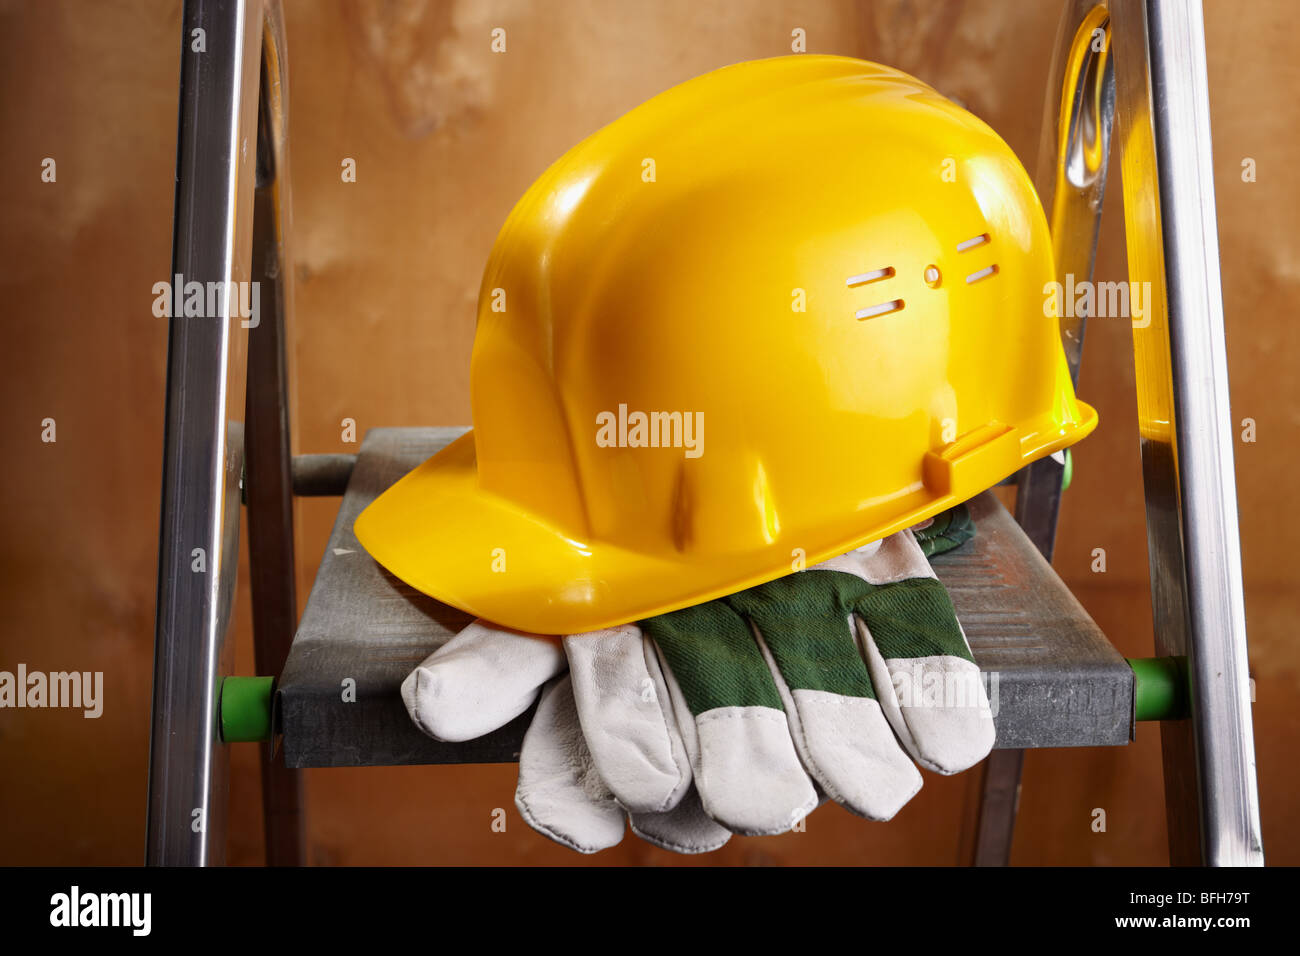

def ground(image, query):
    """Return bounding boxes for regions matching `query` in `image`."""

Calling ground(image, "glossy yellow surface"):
[355,55,1098,635]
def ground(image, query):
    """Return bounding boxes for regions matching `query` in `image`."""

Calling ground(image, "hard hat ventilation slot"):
[855,299,904,321]
[845,266,894,287]
[964,264,999,284]
[956,233,990,252]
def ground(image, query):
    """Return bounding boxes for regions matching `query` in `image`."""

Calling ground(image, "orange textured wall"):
[0,0,1295,865]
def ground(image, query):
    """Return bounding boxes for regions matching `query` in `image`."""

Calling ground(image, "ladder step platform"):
[277,427,1133,768]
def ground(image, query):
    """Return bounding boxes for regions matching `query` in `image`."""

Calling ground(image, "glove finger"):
[642,603,817,837]
[850,531,995,774]
[563,626,691,814]
[628,785,732,854]
[402,619,564,742]
[515,676,626,854]
[730,575,921,822]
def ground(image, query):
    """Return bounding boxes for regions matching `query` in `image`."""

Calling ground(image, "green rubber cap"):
[1060,447,1074,492]
[220,676,274,742]
[1129,656,1189,722]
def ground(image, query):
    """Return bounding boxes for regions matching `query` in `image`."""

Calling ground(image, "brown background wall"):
[0,0,1295,865]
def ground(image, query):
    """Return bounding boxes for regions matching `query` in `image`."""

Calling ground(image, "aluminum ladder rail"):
[147,0,301,866]
[978,0,1263,867]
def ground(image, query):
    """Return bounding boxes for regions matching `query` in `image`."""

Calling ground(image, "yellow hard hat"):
[355,54,1097,635]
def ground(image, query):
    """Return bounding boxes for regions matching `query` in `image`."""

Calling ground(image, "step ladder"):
[146,0,1263,866]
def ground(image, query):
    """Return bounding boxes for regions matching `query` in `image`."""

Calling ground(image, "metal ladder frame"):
[146,0,1263,867]
[974,0,1262,867]
[147,0,300,865]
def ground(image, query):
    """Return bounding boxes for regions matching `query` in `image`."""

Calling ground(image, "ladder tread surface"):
[277,427,1133,768]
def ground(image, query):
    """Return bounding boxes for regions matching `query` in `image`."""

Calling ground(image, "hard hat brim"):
[354,403,1097,636]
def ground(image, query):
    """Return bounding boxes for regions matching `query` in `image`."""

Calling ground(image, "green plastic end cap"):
[1060,447,1073,492]
[220,676,274,742]
[1129,656,1189,722]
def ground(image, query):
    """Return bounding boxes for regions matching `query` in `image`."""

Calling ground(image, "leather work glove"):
[402,508,994,854]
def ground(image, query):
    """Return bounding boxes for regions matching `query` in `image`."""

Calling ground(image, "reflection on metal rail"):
[147,0,292,866]
[988,0,1263,868]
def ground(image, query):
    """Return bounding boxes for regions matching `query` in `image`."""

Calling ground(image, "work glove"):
[402,508,994,853]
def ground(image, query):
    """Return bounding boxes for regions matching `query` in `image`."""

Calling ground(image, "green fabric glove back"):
[913,502,976,559]
[636,525,993,831]
[645,573,972,711]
